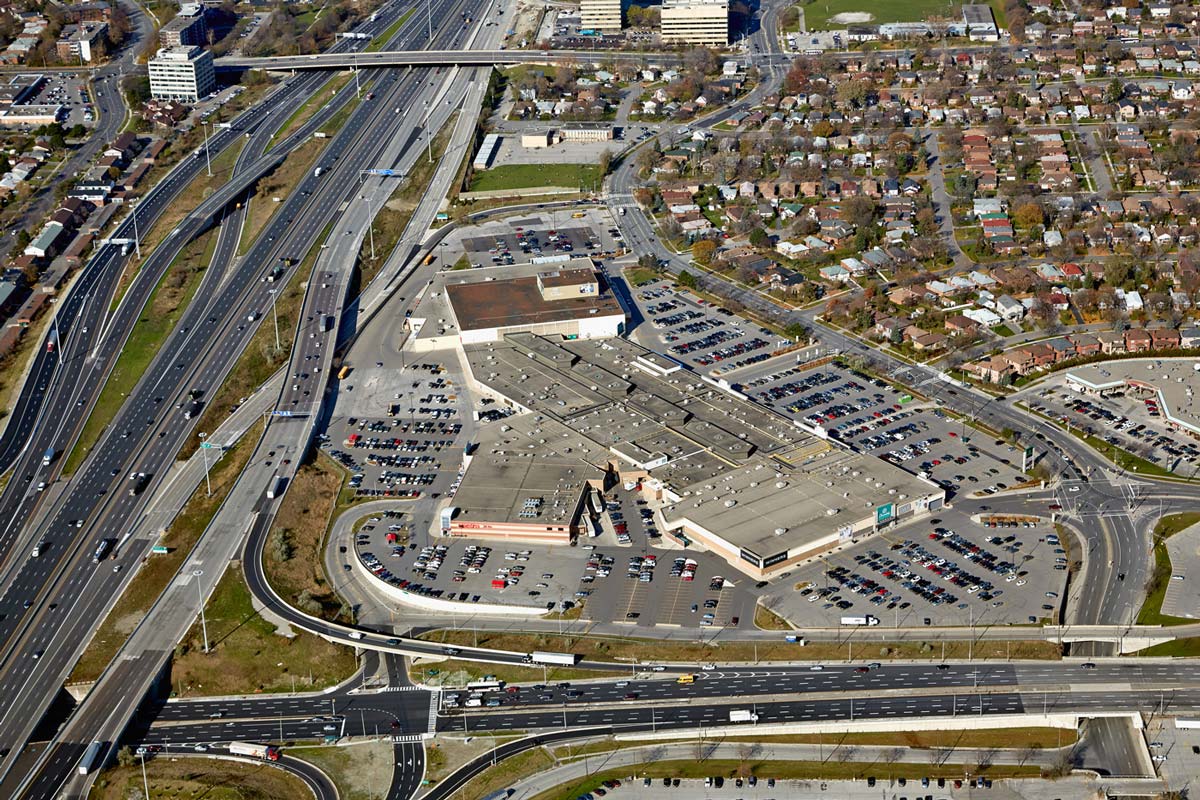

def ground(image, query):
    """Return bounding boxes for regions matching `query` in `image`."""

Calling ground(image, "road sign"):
[272,410,293,417]
[199,442,220,450]
[365,168,398,177]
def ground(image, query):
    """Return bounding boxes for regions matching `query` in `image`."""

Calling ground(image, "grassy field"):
[365,8,415,52]
[171,562,357,697]
[622,266,663,286]
[64,227,219,475]
[470,163,601,193]
[416,630,1062,677]
[802,0,963,31]
[1137,512,1200,627]
[89,755,308,800]
[238,137,327,256]
[426,735,526,782]
[180,221,331,461]
[70,420,262,684]
[291,741,395,800]
[535,760,1043,800]
[263,450,349,619]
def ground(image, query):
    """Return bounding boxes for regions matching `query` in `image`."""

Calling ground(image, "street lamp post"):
[199,432,212,497]
[201,121,213,178]
[268,289,281,352]
[131,201,142,259]
[194,569,209,653]
[140,751,151,800]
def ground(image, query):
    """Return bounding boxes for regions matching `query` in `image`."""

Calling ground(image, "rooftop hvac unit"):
[826,508,839,516]
[774,528,787,536]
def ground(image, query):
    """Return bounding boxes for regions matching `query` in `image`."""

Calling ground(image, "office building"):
[661,0,728,46]
[159,3,208,48]
[148,46,215,102]
[580,0,623,34]
[56,22,107,63]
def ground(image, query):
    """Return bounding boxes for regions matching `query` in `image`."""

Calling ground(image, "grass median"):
[414,631,1062,679]
[70,418,263,685]
[110,134,249,313]
[170,560,357,697]
[560,727,1077,758]
[269,73,353,150]
[90,753,309,800]
[364,8,414,52]
[64,226,220,476]
[237,137,328,257]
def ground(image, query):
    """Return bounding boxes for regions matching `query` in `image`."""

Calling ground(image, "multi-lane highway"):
[3,2,499,796]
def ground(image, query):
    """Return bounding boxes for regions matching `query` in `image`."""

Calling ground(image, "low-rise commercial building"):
[56,22,107,63]
[449,333,943,571]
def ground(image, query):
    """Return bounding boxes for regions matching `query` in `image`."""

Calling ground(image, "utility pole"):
[426,0,432,38]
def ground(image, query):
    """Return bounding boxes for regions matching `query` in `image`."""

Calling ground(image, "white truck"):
[840,615,880,626]
[229,742,280,761]
[729,710,759,723]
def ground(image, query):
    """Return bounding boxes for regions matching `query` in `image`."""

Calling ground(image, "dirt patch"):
[830,11,874,22]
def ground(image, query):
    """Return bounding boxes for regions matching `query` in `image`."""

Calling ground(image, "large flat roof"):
[445,266,621,333]
[1066,357,1200,435]
[450,420,602,528]
[462,332,939,557]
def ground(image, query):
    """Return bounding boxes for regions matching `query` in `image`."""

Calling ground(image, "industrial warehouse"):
[443,332,944,579]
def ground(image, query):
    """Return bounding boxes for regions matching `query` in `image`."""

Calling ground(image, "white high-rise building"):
[661,0,728,46]
[148,46,215,102]
[580,0,623,34]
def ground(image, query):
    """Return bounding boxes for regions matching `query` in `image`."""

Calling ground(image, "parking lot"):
[25,73,93,126]
[443,208,625,271]
[1022,381,1200,476]
[627,278,784,375]
[760,504,1068,628]
[732,360,1032,501]
[322,359,471,500]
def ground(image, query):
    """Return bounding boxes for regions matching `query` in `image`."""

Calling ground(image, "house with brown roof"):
[944,314,980,336]
[1125,328,1153,352]
[1150,327,1180,349]
[1069,333,1099,356]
